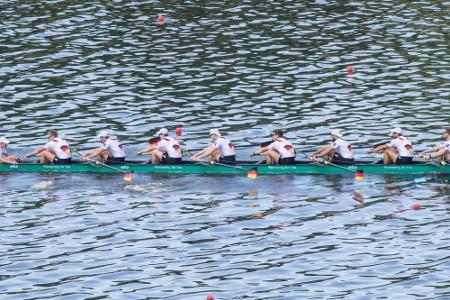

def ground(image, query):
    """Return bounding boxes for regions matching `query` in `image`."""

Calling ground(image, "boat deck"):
[0,160,448,175]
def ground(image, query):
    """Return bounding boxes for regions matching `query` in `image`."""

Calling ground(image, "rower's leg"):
[38,150,55,164]
[317,145,333,157]
[6,155,19,164]
[444,150,450,162]
[210,149,221,162]
[383,149,398,164]
[151,150,163,164]
[266,150,280,165]
[1,156,17,164]
[8,156,18,164]
[98,150,109,164]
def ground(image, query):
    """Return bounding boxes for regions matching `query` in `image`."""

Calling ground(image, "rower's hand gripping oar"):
[419,154,447,167]
[73,149,133,182]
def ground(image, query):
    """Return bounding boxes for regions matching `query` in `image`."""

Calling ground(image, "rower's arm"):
[312,145,332,158]
[84,147,105,159]
[369,144,389,153]
[252,146,269,155]
[430,148,446,158]
[25,146,46,157]
[137,145,155,156]
[193,146,215,159]
[419,145,441,155]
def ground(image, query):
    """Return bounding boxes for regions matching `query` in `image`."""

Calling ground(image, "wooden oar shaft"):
[209,161,249,171]
[298,151,356,173]
[74,150,127,174]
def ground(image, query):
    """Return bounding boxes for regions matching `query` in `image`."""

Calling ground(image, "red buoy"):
[175,127,182,136]
[412,203,421,210]
[346,65,353,76]
[157,15,164,24]
[206,295,214,300]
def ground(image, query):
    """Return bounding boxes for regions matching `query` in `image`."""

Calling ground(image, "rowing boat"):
[0,161,448,175]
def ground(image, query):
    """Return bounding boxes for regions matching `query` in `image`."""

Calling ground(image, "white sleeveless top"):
[331,138,354,159]
[268,138,295,158]
[45,138,72,159]
[212,137,235,156]
[0,146,8,158]
[442,140,450,152]
[156,136,182,158]
[103,138,125,158]
[388,136,413,157]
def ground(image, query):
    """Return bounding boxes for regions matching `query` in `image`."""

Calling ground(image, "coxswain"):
[419,127,450,163]
[191,129,236,163]
[0,137,20,164]
[137,128,182,164]
[368,127,414,164]
[309,129,354,164]
[25,130,72,164]
[251,129,296,165]
[82,131,125,164]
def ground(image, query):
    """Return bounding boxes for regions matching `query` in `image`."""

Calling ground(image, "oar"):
[298,151,357,174]
[207,160,249,171]
[421,159,447,167]
[191,158,258,178]
[74,150,133,182]
[209,161,258,179]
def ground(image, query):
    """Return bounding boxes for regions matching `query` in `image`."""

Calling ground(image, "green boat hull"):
[0,162,448,175]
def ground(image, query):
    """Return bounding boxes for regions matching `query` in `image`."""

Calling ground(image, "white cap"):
[0,137,10,144]
[157,128,168,136]
[390,127,402,135]
[209,129,221,137]
[331,129,343,138]
[97,131,109,138]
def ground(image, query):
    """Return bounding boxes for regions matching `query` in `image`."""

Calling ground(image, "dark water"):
[0,1,449,299]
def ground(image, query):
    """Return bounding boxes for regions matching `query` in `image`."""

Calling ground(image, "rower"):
[368,127,414,165]
[0,137,20,164]
[309,129,354,164]
[25,130,72,164]
[82,131,125,164]
[191,129,236,163]
[137,128,182,164]
[251,129,296,165]
[419,127,450,163]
